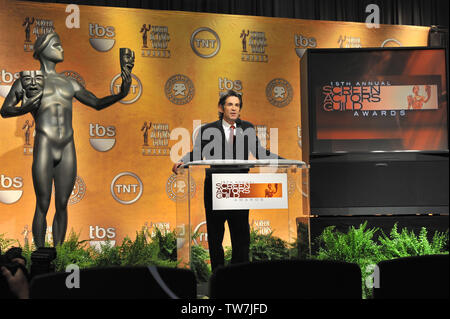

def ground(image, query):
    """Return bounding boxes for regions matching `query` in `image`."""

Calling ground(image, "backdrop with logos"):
[0,0,429,248]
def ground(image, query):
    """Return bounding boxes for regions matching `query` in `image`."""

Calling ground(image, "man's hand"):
[172,162,183,174]
[1,266,29,299]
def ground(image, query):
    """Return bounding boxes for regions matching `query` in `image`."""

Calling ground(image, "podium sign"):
[176,160,310,269]
[212,173,288,210]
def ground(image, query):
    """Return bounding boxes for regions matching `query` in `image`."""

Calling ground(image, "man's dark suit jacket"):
[181,118,278,165]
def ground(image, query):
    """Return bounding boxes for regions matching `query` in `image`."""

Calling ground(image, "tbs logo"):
[89,23,115,52]
[0,70,20,98]
[0,174,23,204]
[89,225,116,250]
[218,77,242,94]
[89,123,116,152]
[294,34,317,58]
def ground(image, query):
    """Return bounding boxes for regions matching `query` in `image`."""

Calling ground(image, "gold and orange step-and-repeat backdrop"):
[0,0,429,248]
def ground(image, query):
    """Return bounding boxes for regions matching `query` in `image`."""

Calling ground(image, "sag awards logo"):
[338,35,362,48]
[266,78,293,108]
[22,119,35,155]
[142,221,171,238]
[0,174,23,205]
[69,176,86,205]
[89,123,116,152]
[166,173,195,202]
[89,23,116,52]
[141,122,171,156]
[190,27,220,58]
[294,34,317,58]
[165,74,195,105]
[252,220,272,235]
[22,16,55,52]
[240,30,268,62]
[140,24,171,58]
[111,172,143,205]
[110,73,142,104]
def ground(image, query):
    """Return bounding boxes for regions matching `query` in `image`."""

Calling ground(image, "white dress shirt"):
[222,119,236,143]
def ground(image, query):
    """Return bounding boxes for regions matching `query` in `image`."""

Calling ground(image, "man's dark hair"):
[218,90,243,120]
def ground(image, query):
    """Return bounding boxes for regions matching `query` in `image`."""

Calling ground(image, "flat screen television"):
[301,47,448,156]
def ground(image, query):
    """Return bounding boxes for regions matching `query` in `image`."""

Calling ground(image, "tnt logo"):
[111,172,143,205]
[190,27,220,58]
[89,225,116,250]
[193,221,208,250]
[110,74,142,104]
[89,23,116,52]
[0,174,23,204]
[89,123,116,152]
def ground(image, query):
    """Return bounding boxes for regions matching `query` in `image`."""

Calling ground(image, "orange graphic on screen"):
[407,85,431,110]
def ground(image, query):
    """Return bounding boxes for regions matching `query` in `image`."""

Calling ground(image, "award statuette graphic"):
[1,32,135,248]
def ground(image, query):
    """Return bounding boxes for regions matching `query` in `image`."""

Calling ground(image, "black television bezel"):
[302,46,449,159]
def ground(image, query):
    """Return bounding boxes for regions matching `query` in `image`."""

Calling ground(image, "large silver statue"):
[1,32,135,248]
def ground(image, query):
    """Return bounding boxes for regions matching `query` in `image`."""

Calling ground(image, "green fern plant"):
[53,230,95,272]
[379,223,449,259]
[224,228,293,264]
[190,230,212,283]
[0,233,18,253]
[313,222,382,299]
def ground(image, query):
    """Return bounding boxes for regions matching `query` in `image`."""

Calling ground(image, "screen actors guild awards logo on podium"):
[111,172,143,205]
[110,73,142,104]
[190,27,220,58]
[241,30,268,62]
[165,74,195,105]
[166,173,195,202]
[141,122,171,156]
[89,23,116,52]
[69,176,86,205]
[0,174,23,205]
[89,123,116,152]
[22,17,55,52]
[140,24,171,58]
[266,78,293,108]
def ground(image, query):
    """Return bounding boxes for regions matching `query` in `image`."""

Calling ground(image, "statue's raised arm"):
[74,47,135,110]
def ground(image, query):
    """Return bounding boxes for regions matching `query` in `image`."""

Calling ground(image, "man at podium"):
[172,90,281,271]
